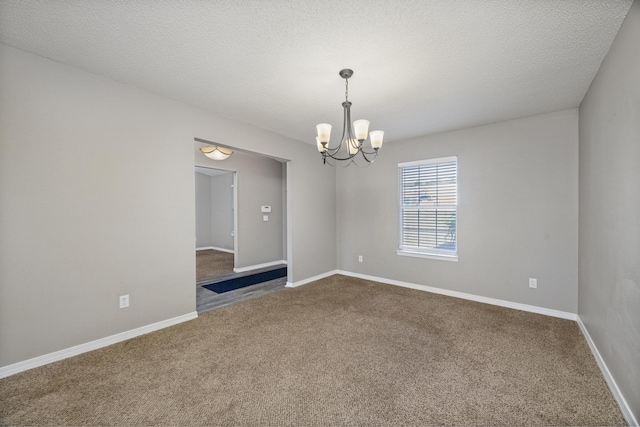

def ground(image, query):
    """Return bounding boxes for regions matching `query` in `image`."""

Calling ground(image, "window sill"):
[396,249,459,262]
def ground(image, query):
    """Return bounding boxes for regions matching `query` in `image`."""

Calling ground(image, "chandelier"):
[200,146,233,160]
[316,69,384,167]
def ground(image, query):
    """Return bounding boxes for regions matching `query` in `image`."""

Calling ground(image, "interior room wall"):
[195,171,214,248]
[578,0,640,421]
[195,149,284,268]
[209,172,234,252]
[0,43,336,369]
[337,109,579,314]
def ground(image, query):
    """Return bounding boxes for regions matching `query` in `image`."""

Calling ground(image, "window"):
[397,156,458,261]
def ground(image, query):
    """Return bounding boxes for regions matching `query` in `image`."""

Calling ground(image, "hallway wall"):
[195,171,214,248]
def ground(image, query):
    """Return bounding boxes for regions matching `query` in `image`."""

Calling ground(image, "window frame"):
[397,156,458,262]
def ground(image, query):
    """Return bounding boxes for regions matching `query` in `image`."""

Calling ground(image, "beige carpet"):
[0,275,625,426]
[196,249,234,280]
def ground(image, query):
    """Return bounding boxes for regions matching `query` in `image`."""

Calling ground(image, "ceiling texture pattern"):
[0,0,633,145]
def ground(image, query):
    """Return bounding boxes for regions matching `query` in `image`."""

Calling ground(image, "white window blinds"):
[398,156,457,260]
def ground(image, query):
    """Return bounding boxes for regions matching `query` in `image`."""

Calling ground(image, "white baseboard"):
[336,270,577,320]
[577,316,637,426]
[234,260,286,273]
[0,311,198,379]
[196,246,234,254]
[285,270,339,288]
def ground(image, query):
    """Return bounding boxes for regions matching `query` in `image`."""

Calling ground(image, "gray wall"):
[210,172,234,251]
[337,110,579,313]
[195,170,234,251]
[0,43,336,368]
[195,171,214,248]
[578,0,640,421]
[195,149,284,268]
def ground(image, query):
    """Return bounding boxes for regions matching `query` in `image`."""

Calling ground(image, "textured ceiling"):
[0,0,633,145]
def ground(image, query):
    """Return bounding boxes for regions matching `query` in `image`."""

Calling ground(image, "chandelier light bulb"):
[347,139,360,155]
[316,123,332,144]
[369,130,384,150]
[353,120,370,141]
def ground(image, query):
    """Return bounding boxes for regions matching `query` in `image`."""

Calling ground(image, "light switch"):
[263,215,268,221]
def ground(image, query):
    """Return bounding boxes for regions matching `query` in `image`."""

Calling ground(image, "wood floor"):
[196,259,287,314]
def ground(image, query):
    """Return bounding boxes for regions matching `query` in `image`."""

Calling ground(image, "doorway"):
[195,166,236,281]
[194,142,289,313]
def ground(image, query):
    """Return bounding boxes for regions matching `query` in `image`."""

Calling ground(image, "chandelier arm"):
[360,149,377,164]
[323,142,355,158]
[324,144,342,155]
[322,151,360,162]
[322,155,351,168]
[350,148,377,168]
[360,147,380,156]
[323,145,377,165]
[325,101,351,154]
[340,101,351,150]
[322,142,358,160]
[324,99,359,161]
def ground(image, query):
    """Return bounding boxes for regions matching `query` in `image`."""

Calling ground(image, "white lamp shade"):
[347,139,359,155]
[200,146,233,160]
[353,120,370,140]
[316,137,327,153]
[369,130,384,149]
[316,123,332,143]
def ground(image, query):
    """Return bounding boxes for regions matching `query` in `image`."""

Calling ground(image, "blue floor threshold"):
[203,267,287,294]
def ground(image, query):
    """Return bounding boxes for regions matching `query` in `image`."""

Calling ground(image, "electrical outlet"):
[119,294,130,308]
[529,278,537,289]
[358,255,363,262]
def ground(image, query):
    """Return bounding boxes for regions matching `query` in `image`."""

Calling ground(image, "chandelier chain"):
[344,77,349,103]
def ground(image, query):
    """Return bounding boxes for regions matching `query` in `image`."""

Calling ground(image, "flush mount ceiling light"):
[316,69,384,167]
[200,146,233,161]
